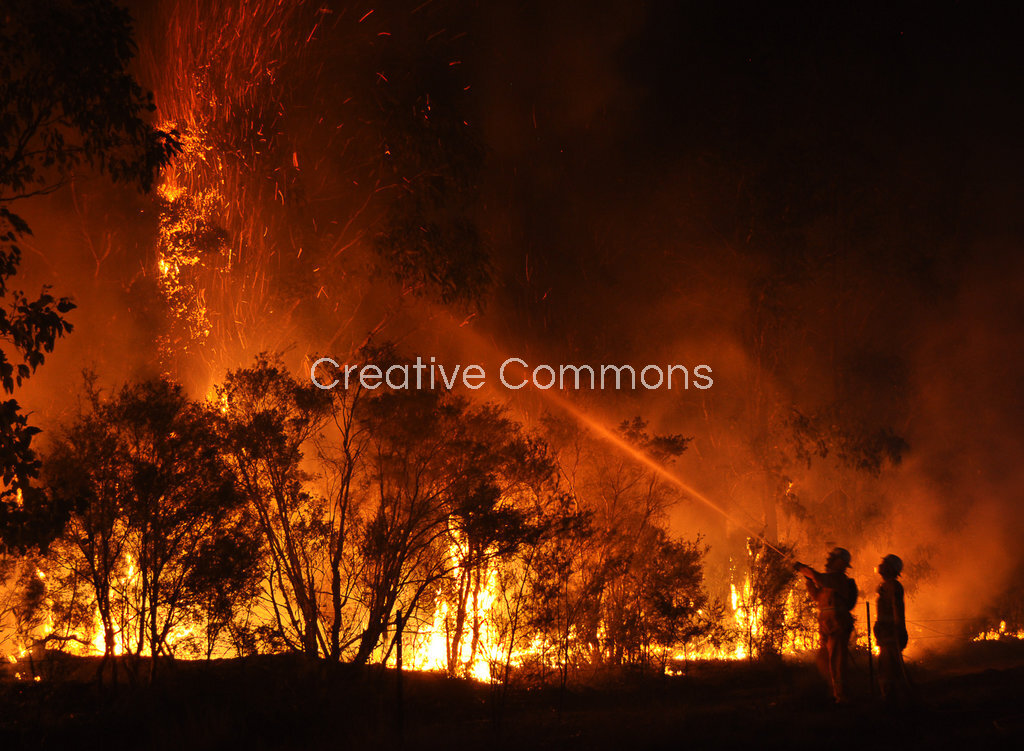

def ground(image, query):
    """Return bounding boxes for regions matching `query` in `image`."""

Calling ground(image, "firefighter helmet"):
[879,554,903,578]
[827,546,852,570]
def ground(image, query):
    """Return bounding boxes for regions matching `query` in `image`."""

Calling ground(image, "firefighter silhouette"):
[795,547,858,702]
[874,554,910,700]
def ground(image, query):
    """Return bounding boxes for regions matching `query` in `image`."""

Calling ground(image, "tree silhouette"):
[352,387,547,668]
[40,378,245,682]
[218,356,332,657]
[0,0,177,549]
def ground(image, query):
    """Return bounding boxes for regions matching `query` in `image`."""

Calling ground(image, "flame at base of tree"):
[6,531,1021,683]
[972,621,1024,642]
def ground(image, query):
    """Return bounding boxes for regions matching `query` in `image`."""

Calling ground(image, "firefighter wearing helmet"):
[874,554,910,700]
[794,547,858,702]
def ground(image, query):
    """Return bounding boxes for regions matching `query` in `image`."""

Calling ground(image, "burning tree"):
[626,529,718,671]
[214,352,556,670]
[522,500,597,687]
[486,488,590,689]
[524,415,722,679]
[40,393,129,669]
[352,386,549,671]
[740,538,801,659]
[179,514,264,660]
[315,355,376,662]
[217,356,332,657]
[133,0,491,392]
[39,377,253,681]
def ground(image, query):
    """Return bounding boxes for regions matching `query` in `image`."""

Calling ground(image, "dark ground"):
[2,644,1022,750]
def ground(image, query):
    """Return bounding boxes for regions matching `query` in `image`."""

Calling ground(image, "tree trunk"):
[330,564,342,660]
